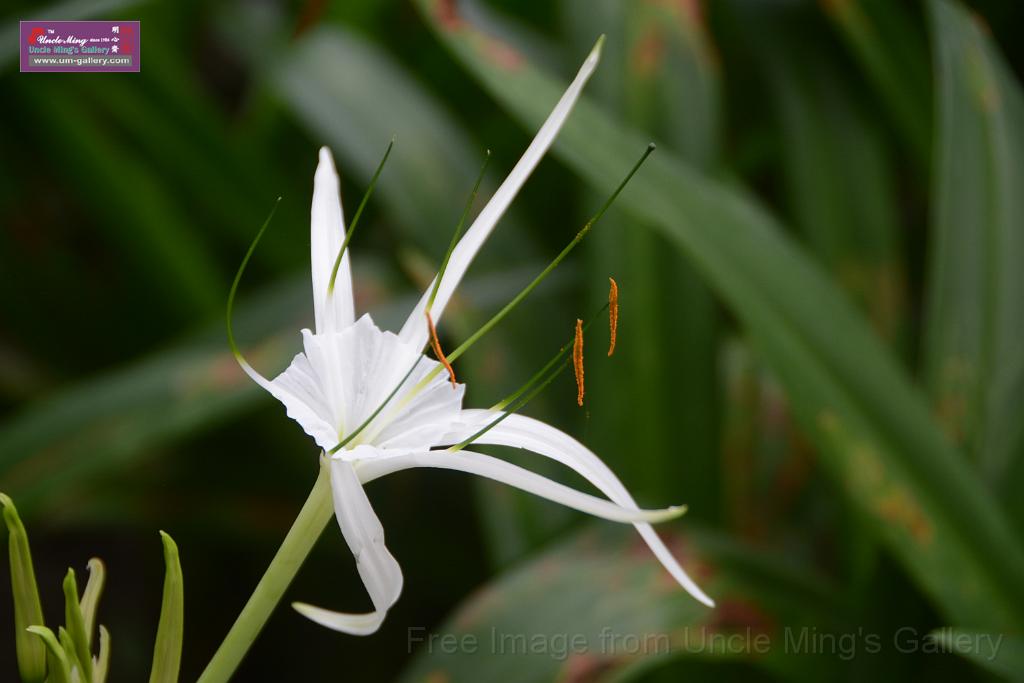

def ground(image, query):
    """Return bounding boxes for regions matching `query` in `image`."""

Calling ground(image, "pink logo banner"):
[20,20,140,72]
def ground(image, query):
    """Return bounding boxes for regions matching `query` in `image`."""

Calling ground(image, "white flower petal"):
[443,411,715,607]
[396,41,603,349]
[292,603,386,636]
[267,349,338,452]
[311,147,355,334]
[268,315,464,452]
[293,454,402,635]
[356,449,684,524]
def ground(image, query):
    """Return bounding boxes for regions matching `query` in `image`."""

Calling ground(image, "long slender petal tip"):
[590,34,605,66]
[662,504,688,521]
[291,602,384,637]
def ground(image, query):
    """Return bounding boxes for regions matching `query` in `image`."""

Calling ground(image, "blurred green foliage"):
[2,0,1024,681]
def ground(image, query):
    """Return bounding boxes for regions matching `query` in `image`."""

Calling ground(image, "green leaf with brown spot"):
[399,525,843,683]
[755,19,905,343]
[923,0,1024,494]
[414,0,1024,631]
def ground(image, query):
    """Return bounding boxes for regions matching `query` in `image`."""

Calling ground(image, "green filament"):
[327,138,395,295]
[227,198,281,365]
[427,149,492,312]
[450,304,610,452]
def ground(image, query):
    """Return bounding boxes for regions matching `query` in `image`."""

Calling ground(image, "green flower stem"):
[197,460,333,683]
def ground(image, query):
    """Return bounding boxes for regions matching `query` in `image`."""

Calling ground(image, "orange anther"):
[426,311,457,388]
[573,318,585,407]
[608,277,618,356]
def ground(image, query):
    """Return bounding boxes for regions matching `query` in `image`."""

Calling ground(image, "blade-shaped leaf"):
[148,531,184,683]
[924,0,1024,491]
[1,493,47,683]
[80,558,106,647]
[414,0,1024,630]
[63,569,94,682]
[27,625,71,683]
[94,626,111,683]
[399,524,844,683]
[757,25,904,343]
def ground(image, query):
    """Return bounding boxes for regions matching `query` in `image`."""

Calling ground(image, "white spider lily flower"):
[235,41,713,637]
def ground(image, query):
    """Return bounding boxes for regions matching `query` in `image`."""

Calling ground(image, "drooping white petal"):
[356,449,684,524]
[442,411,715,607]
[266,349,338,452]
[293,453,402,635]
[268,315,464,452]
[397,40,603,349]
[311,147,356,335]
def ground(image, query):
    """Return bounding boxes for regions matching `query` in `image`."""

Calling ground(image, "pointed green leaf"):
[414,0,1024,630]
[1,493,47,683]
[94,626,112,683]
[149,531,184,683]
[27,625,71,683]
[80,558,106,647]
[63,568,94,682]
[930,629,1024,680]
[924,0,1024,489]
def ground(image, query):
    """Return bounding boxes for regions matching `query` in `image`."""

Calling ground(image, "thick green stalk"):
[197,462,333,683]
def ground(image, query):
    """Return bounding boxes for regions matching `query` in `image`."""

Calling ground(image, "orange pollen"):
[573,318,585,407]
[426,311,457,388]
[608,277,619,356]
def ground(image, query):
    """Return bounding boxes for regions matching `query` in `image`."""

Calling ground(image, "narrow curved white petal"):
[293,453,403,635]
[311,147,356,334]
[357,448,684,524]
[397,40,603,349]
[443,411,715,607]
